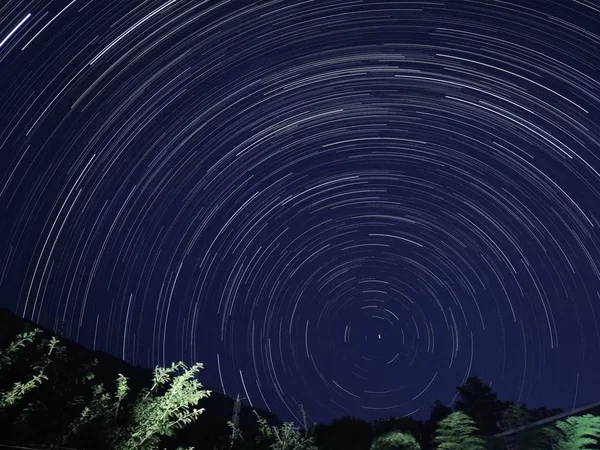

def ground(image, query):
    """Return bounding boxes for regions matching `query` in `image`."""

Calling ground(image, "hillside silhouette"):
[0,307,279,449]
[2,307,599,450]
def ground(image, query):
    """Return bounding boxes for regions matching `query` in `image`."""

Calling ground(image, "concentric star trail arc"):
[1,0,599,425]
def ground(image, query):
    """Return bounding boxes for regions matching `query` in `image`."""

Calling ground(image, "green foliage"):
[227,419,244,444]
[1,328,210,450]
[373,416,422,439]
[0,329,65,410]
[255,412,319,450]
[554,414,600,450]
[59,361,211,450]
[419,400,453,450]
[107,361,210,450]
[499,403,528,430]
[433,411,486,450]
[0,329,41,371]
[114,372,130,419]
[61,380,112,443]
[370,430,420,450]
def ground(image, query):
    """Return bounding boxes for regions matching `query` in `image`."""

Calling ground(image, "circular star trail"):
[1,0,600,424]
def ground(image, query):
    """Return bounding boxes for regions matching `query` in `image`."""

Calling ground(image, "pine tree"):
[433,411,486,450]
[371,430,420,450]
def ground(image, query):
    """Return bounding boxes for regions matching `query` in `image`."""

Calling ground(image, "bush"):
[371,430,420,450]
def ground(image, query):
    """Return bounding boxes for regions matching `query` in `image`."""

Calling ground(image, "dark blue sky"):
[1,0,600,425]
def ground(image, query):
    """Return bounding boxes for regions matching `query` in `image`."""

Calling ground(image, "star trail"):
[1,0,600,425]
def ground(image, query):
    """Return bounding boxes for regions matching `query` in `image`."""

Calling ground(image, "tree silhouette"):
[497,403,550,450]
[433,411,486,450]
[455,377,504,435]
[421,400,452,450]
[429,400,452,424]
[371,431,420,450]
[314,416,373,450]
[528,405,564,421]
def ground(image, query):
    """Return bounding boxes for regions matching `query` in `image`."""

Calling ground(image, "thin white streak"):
[22,0,77,50]
[0,14,32,49]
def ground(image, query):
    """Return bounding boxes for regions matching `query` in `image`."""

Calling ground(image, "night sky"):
[1,0,600,426]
